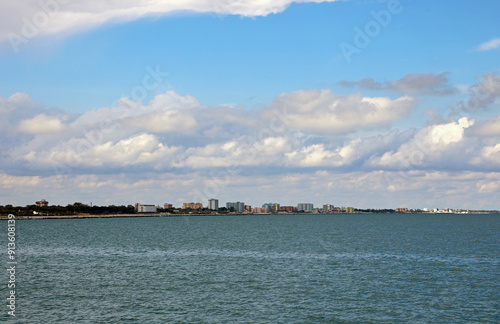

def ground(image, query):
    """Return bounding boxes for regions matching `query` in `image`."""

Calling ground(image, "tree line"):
[0,203,135,216]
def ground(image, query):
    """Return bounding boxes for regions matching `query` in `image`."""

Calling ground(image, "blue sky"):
[1,0,499,209]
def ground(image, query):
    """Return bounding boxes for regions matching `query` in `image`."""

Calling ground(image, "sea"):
[1,214,499,323]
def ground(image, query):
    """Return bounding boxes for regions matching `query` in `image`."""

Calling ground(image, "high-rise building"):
[208,199,219,210]
[297,203,314,212]
[322,204,334,213]
[226,202,244,213]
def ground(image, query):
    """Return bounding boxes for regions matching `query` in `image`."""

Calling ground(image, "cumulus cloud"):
[3,89,500,210]
[92,133,178,165]
[369,117,475,170]
[0,93,69,166]
[467,115,500,137]
[455,72,500,112]
[338,73,457,96]
[5,90,494,179]
[18,114,67,134]
[264,89,414,134]
[1,0,338,44]
[476,38,500,51]
[125,111,198,134]
[480,144,500,165]
[0,172,41,188]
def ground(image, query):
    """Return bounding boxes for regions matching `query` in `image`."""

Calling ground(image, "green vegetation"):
[355,208,396,213]
[0,203,134,216]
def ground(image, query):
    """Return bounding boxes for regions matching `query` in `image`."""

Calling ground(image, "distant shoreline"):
[1,211,498,220]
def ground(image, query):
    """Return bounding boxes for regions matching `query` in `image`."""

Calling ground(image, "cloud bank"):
[1,84,499,208]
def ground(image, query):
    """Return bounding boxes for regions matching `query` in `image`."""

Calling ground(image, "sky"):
[0,0,499,209]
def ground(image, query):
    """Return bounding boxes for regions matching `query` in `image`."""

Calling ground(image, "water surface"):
[2,214,499,323]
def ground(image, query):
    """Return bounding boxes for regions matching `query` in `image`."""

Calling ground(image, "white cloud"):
[3,89,500,210]
[175,135,294,169]
[477,180,500,193]
[0,172,41,188]
[286,144,338,167]
[125,111,198,134]
[481,143,500,165]
[476,38,500,51]
[0,0,339,44]
[265,89,414,134]
[369,117,475,169]
[428,117,474,146]
[5,91,490,178]
[91,133,178,166]
[17,113,67,134]
[467,115,500,137]
[456,72,500,112]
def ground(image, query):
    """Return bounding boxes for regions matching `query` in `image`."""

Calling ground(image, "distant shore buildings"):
[297,203,314,212]
[251,207,269,214]
[226,202,245,213]
[135,203,157,213]
[280,206,297,212]
[36,199,49,207]
[262,203,280,213]
[208,199,219,211]
[183,202,203,209]
[26,197,474,216]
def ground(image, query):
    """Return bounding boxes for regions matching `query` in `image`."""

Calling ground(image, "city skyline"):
[1,1,500,209]
[10,197,488,214]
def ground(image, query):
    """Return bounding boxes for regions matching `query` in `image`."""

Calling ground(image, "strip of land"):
[1,211,498,220]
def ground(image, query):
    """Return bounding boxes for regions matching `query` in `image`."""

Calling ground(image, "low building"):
[183,202,203,209]
[279,206,297,212]
[262,203,280,213]
[252,207,269,214]
[36,199,49,207]
[395,207,408,213]
[343,207,355,214]
[164,203,173,209]
[136,204,157,213]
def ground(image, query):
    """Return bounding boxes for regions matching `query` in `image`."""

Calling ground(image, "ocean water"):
[1,214,499,323]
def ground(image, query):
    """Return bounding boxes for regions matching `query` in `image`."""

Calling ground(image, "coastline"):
[1,211,497,220]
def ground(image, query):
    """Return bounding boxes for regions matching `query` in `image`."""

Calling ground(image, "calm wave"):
[2,214,499,323]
